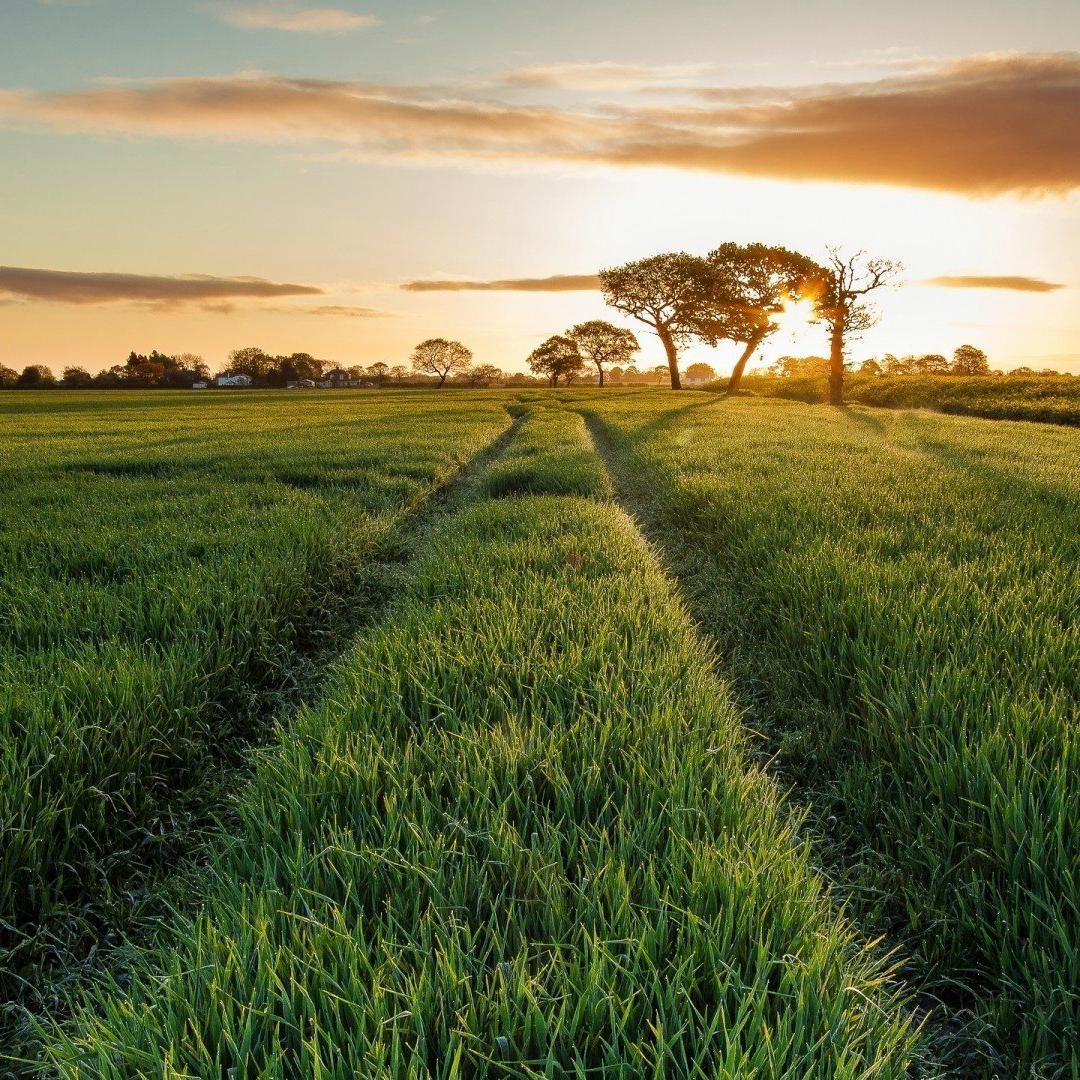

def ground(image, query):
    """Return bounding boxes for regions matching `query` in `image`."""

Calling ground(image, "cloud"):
[1,53,1076,195]
[299,303,387,315]
[919,274,1066,292]
[0,266,323,307]
[402,274,599,292]
[500,61,715,92]
[218,5,380,33]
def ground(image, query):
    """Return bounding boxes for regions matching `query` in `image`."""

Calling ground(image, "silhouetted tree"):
[411,338,472,387]
[858,358,883,376]
[528,336,584,387]
[366,361,391,384]
[600,253,713,389]
[818,250,900,405]
[566,320,638,388]
[0,365,18,388]
[952,344,991,376]
[62,365,94,388]
[225,346,276,383]
[702,243,827,394]
[17,364,57,388]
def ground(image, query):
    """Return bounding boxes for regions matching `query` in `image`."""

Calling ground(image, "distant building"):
[287,379,316,389]
[216,373,253,388]
[323,369,358,388]
[191,381,208,389]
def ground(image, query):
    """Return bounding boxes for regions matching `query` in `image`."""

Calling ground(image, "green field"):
[2,390,1076,1077]
[736,372,1080,426]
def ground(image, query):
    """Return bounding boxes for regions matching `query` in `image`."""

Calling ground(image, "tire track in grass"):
[2,410,524,1075]
[37,404,917,1077]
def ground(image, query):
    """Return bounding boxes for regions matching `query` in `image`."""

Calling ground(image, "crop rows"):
[35,405,917,1076]
[0,391,509,1017]
[583,392,1080,1074]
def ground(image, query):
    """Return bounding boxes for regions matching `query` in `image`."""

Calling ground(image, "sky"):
[1,0,1078,376]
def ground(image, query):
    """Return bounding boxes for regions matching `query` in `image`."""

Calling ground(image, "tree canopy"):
[410,338,473,387]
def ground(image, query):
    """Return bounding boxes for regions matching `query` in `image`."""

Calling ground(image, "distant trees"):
[600,253,713,390]
[528,335,585,386]
[684,362,718,384]
[461,363,504,387]
[16,365,57,388]
[566,321,639,388]
[0,365,18,388]
[952,344,991,376]
[410,338,473,387]
[62,366,94,388]
[818,250,901,405]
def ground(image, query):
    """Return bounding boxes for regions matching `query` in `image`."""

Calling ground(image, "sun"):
[770,298,820,349]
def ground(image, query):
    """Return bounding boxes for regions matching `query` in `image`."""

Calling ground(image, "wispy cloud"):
[217,5,380,33]
[402,274,599,292]
[920,275,1066,292]
[300,303,387,315]
[500,61,716,92]
[1,53,1076,195]
[0,266,323,308]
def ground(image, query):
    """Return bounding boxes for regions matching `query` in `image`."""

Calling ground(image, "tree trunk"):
[726,331,765,395]
[438,370,447,388]
[596,363,605,388]
[658,327,681,389]
[829,316,845,406]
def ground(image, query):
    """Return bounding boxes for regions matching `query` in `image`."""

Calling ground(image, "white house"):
[191,381,208,390]
[216,373,253,388]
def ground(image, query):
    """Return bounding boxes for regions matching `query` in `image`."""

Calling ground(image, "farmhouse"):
[321,368,360,388]
[216,373,252,388]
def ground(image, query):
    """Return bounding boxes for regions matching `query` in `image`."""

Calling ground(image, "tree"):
[62,365,94,388]
[225,346,276,383]
[566,320,638,388]
[389,364,409,382]
[858,358,883,376]
[0,365,18,388]
[527,335,584,387]
[817,250,901,405]
[461,363,504,387]
[909,353,950,375]
[684,362,717,384]
[952,344,991,376]
[600,253,713,389]
[17,364,57,388]
[649,364,672,385]
[702,243,827,394]
[410,338,472,387]
[366,361,390,384]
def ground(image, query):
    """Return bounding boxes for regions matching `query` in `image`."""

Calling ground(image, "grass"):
[581,392,1079,1074]
[0,390,509,1020]
[5,388,1077,1075]
[732,372,1080,426]
[33,405,917,1077]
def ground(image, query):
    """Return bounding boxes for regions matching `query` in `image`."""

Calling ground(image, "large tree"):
[702,243,827,395]
[599,253,712,390]
[527,335,584,387]
[16,364,57,388]
[410,338,472,387]
[817,250,901,405]
[566,320,638,388]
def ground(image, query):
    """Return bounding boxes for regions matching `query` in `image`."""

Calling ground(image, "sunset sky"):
[2,0,1077,375]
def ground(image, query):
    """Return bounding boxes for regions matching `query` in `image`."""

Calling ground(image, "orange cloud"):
[402,274,599,292]
[1,53,1076,195]
[0,266,323,306]
[218,5,380,33]
[920,275,1066,292]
